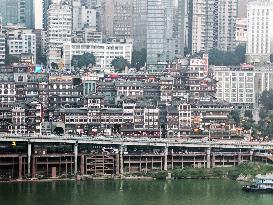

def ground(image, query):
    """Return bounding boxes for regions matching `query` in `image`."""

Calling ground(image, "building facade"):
[213,65,273,107]
[246,0,273,63]
[189,0,238,53]
[8,33,37,64]
[63,42,132,69]
[0,33,5,64]
[132,0,147,51]
[47,3,72,65]
[0,0,34,28]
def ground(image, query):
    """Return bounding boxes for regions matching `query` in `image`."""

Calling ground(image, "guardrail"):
[0,134,272,149]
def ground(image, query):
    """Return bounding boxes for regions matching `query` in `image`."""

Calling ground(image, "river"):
[0,180,272,205]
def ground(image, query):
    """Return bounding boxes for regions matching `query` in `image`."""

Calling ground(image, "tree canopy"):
[51,62,59,70]
[111,57,130,73]
[131,48,146,69]
[209,45,246,66]
[229,110,241,126]
[244,110,253,119]
[260,89,273,110]
[71,52,96,68]
[5,54,20,65]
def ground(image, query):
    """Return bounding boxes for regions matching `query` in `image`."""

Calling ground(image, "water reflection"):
[0,180,273,205]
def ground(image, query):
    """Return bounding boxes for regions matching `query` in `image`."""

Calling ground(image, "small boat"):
[242,174,273,193]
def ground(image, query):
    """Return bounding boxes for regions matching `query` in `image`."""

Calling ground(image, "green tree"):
[259,108,268,120]
[229,110,241,126]
[5,54,20,65]
[260,89,273,110]
[131,48,146,69]
[51,62,59,70]
[111,57,130,73]
[37,54,47,65]
[244,110,253,119]
[209,45,246,66]
[209,48,224,66]
[234,44,246,64]
[71,52,96,68]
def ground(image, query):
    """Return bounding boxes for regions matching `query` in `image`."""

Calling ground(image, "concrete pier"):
[80,155,85,175]
[119,145,124,175]
[18,156,22,179]
[250,150,254,162]
[74,142,78,175]
[27,142,31,177]
[164,146,168,171]
[238,152,242,165]
[207,148,211,168]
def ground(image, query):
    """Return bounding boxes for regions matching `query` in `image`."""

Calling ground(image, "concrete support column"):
[119,145,124,175]
[80,155,85,175]
[164,146,168,171]
[27,142,31,177]
[238,153,242,165]
[207,148,211,168]
[18,156,22,179]
[115,153,120,175]
[250,150,254,162]
[74,142,78,175]
[32,157,36,178]
[212,153,215,168]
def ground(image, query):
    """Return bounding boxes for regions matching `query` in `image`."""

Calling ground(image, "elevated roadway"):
[0,134,272,150]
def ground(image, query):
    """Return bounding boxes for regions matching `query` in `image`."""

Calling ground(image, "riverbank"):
[1,162,272,183]
[125,162,273,181]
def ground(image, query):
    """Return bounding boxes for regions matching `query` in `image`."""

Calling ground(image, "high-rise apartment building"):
[176,0,186,56]
[0,0,21,25]
[246,0,273,64]
[189,0,238,54]
[101,0,133,40]
[43,0,53,29]
[72,1,97,31]
[146,0,166,68]
[0,16,5,64]
[34,0,43,29]
[81,0,101,8]
[113,0,133,40]
[0,16,2,32]
[146,0,179,71]
[0,34,4,64]
[132,0,147,51]
[0,0,34,28]
[238,0,247,18]
[47,3,72,64]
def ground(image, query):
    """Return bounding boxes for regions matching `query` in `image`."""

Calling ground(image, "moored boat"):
[242,174,273,193]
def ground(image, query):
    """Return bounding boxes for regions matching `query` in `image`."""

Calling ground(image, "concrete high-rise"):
[146,0,180,71]
[188,0,238,53]
[0,16,4,64]
[176,0,187,56]
[132,0,147,51]
[146,0,166,68]
[72,0,97,31]
[0,0,34,28]
[0,0,21,25]
[246,0,273,64]
[47,3,72,64]
[34,0,43,29]
[238,0,247,18]
[43,0,53,29]
[101,0,133,40]
[81,0,101,8]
